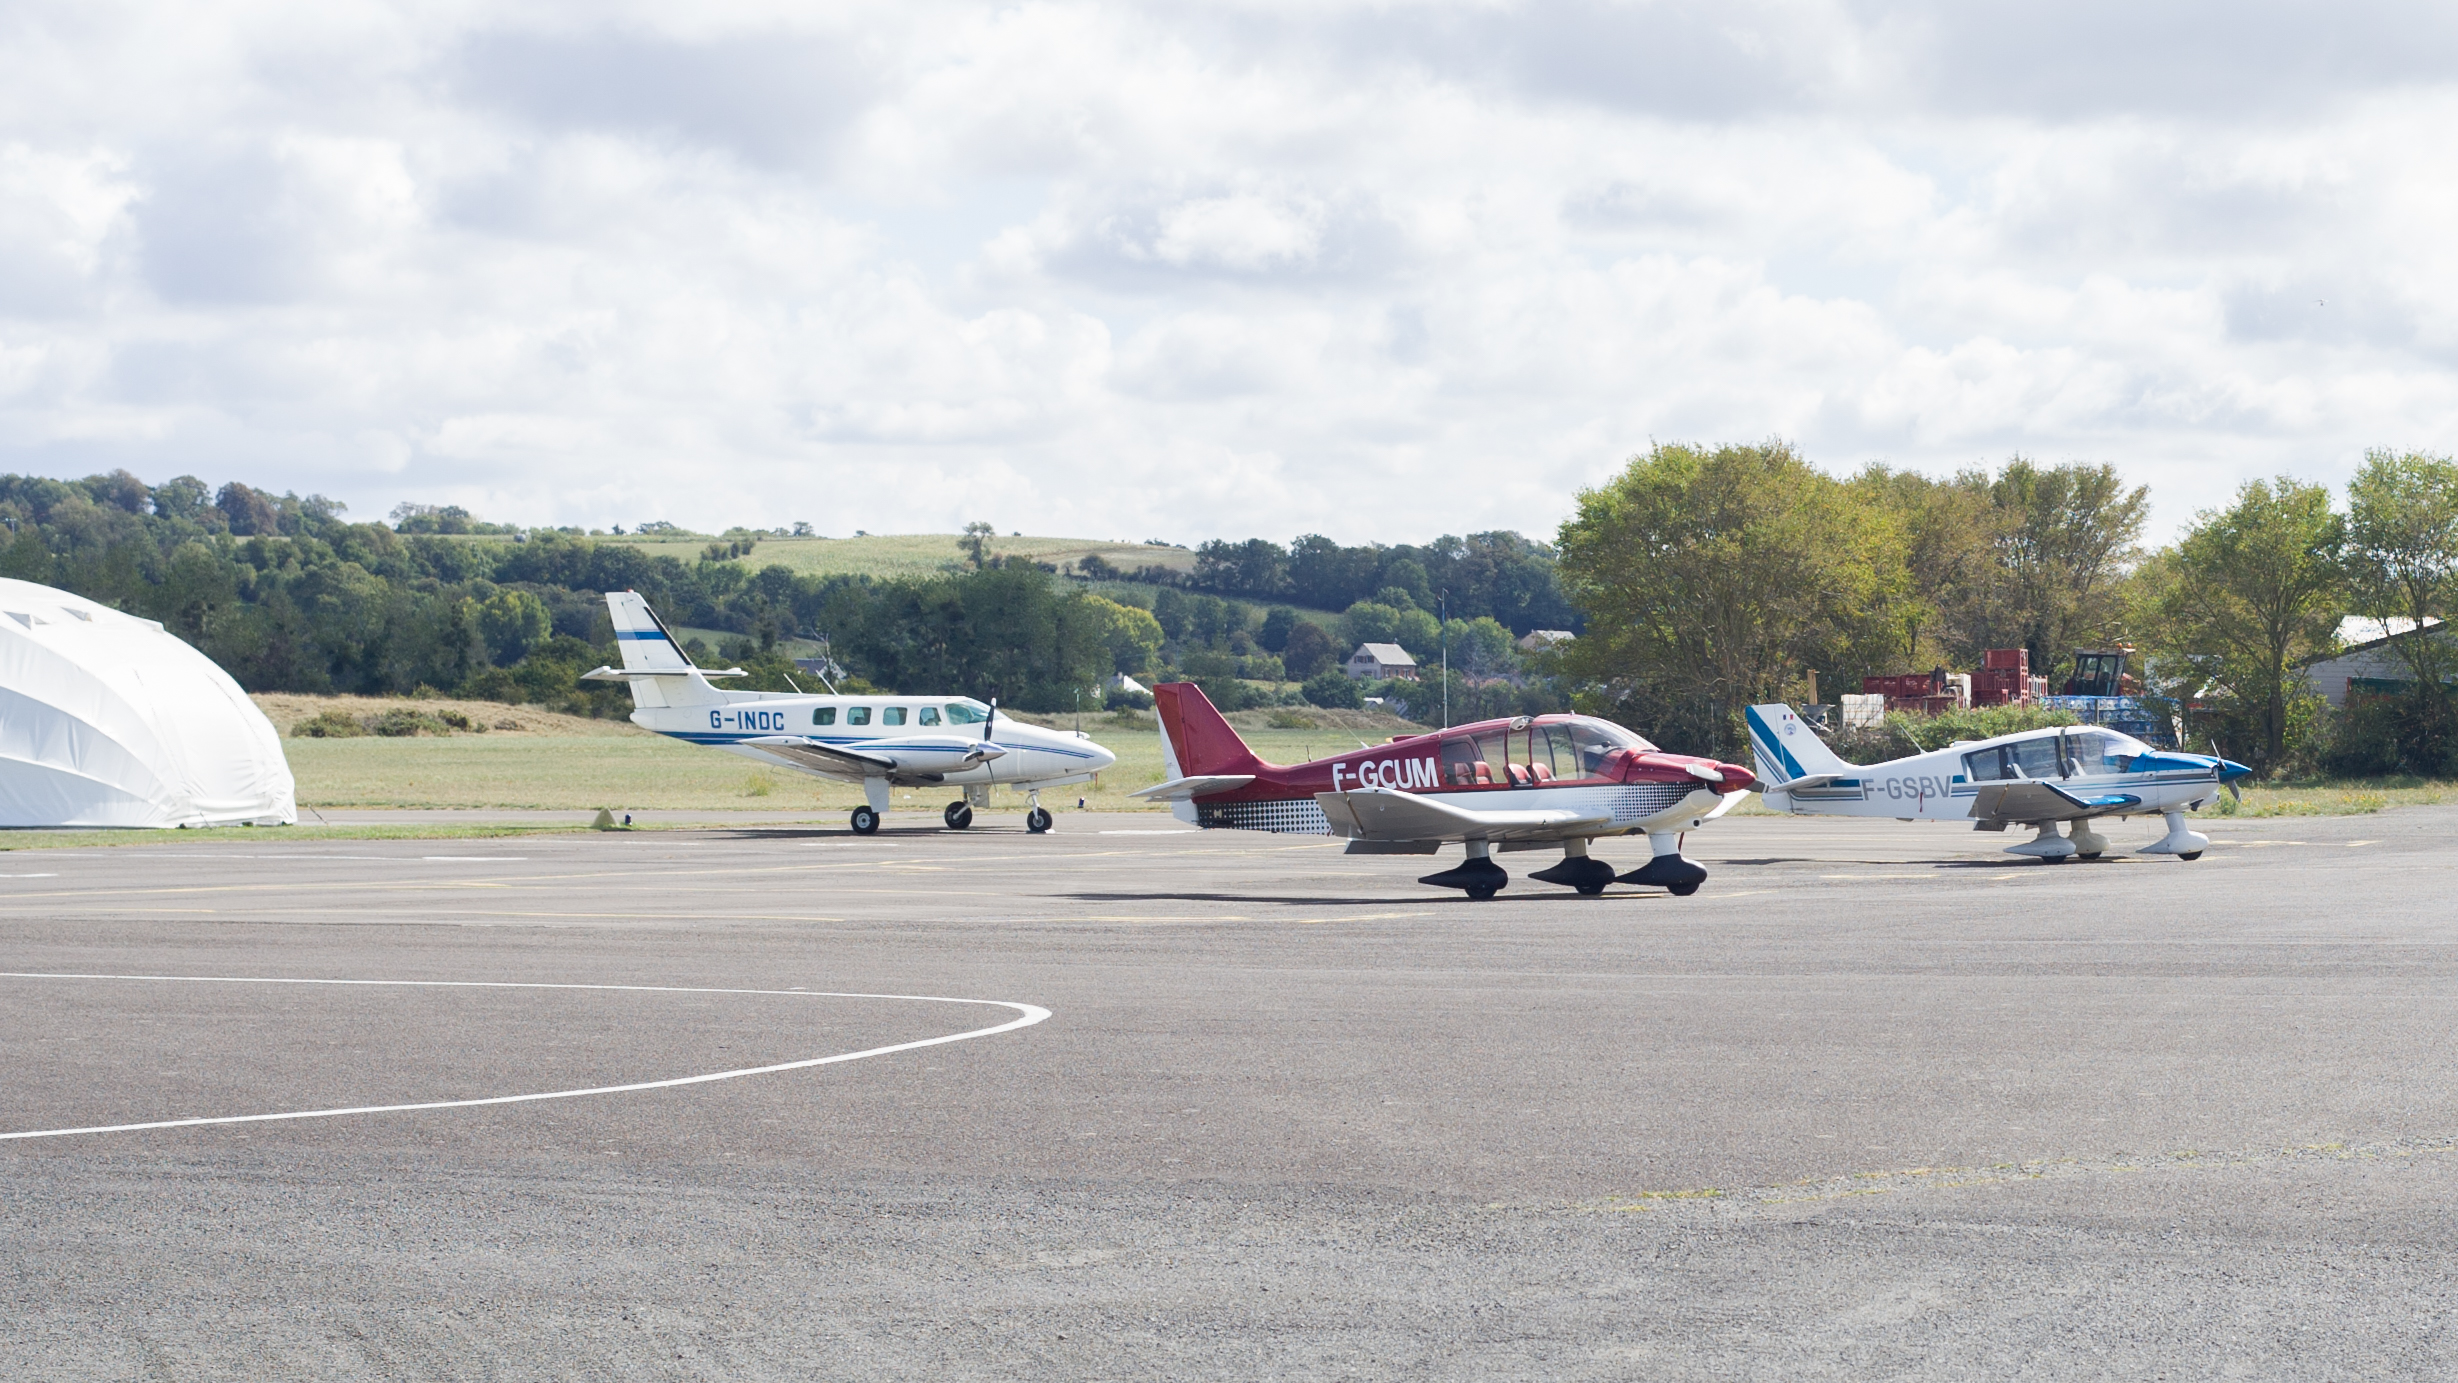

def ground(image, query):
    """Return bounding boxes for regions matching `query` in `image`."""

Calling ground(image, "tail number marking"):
[1330,758,1440,791]
[711,710,790,732]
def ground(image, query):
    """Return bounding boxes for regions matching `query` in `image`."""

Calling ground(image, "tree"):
[1302,669,1364,709]
[961,521,996,568]
[1281,620,1338,679]
[1555,440,1908,753]
[1258,606,1300,652]
[1981,458,2149,684]
[1444,616,1517,676]
[2152,477,2345,770]
[150,475,210,522]
[476,589,554,666]
[2346,448,2458,701]
[217,482,280,536]
[1088,596,1163,676]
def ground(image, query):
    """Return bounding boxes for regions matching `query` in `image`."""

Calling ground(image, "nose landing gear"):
[1024,789,1053,834]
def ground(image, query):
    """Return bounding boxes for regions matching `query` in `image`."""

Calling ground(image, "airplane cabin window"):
[814,707,836,726]
[882,706,907,726]
[918,707,941,726]
[943,702,989,725]
[2013,736,2063,778]
[1440,737,1483,786]
[848,706,871,726]
[1962,746,2011,781]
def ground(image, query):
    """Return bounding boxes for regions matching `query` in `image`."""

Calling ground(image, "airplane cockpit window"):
[1561,718,1651,777]
[918,707,941,726]
[943,701,990,725]
[814,707,836,726]
[847,706,872,726]
[2071,730,2150,772]
[882,706,908,726]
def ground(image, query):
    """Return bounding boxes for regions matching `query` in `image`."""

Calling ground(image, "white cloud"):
[0,0,2453,542]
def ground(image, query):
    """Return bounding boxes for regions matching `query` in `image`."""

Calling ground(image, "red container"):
[1863,671,1947,698]
[1982,648,2029,673]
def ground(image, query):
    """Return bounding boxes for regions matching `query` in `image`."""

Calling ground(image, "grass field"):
[2211,777,2458,818]
[251,696,2458,823]
[262,698,1423,815]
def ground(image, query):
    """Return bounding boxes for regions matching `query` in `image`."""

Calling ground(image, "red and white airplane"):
[1133,682,1757,899]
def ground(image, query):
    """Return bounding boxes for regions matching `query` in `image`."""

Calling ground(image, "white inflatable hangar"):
[0,578,295,828]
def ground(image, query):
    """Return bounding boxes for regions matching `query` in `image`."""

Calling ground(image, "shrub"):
[368,708,448,736]
[1103,686,1154,710]
[1303,670,1364,709]
[292,710,365,738]
[2323,691,2458,777]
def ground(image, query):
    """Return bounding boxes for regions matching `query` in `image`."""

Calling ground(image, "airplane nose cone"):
[1714,761,1756,793]
[2218,758,2253,782]
[1087,739,1118,771]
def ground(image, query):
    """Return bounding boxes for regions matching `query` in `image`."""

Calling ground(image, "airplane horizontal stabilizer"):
[1315,787,1610,843]
[1129,774,1257,802]
[581,665,749,681]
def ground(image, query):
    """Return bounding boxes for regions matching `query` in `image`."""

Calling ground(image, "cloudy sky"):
[2,1,2453,543]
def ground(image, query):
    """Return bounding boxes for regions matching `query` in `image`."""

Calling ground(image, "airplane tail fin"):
[608,590,695,672]
[1153,682,1267,781]
[587,591,729,708]
[1744,704,1851,786]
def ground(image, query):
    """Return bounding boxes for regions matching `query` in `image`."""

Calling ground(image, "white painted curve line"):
[0,973,1050,1143]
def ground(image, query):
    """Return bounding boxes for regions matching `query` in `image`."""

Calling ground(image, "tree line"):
[0,469,1557,723]
[1078,530,1580,634]
[1555,441,2458,776]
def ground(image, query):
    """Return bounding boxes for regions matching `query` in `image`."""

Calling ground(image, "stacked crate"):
[1861,670,1958,715]
[1971,648,2046,706]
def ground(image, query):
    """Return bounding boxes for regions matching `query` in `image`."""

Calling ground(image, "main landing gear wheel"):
[2178,851,2202,861]
[1529,856,1617,897]
[2078,852,2102,860]
[850,805,879,835]
[943,801,973,830]
[1420,855,1509,901]
[1026,807,1054,834]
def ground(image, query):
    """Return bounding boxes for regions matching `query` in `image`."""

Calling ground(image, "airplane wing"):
[738,736,898,781]
[1130,775,1257,802]
[1968,780,2143,823]
[1315,787,1612,843]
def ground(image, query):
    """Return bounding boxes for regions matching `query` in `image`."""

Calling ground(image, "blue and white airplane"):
[582,591,1115,835]
[1745,703,2253,863]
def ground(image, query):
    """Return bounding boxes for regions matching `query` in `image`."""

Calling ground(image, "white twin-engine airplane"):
[1745,703,2252,863]
[582,591,1115,835]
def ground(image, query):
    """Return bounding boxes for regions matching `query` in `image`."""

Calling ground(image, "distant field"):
[593,533,1201,580]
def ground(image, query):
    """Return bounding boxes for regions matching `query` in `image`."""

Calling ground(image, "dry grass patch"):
[252,693,644,738]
